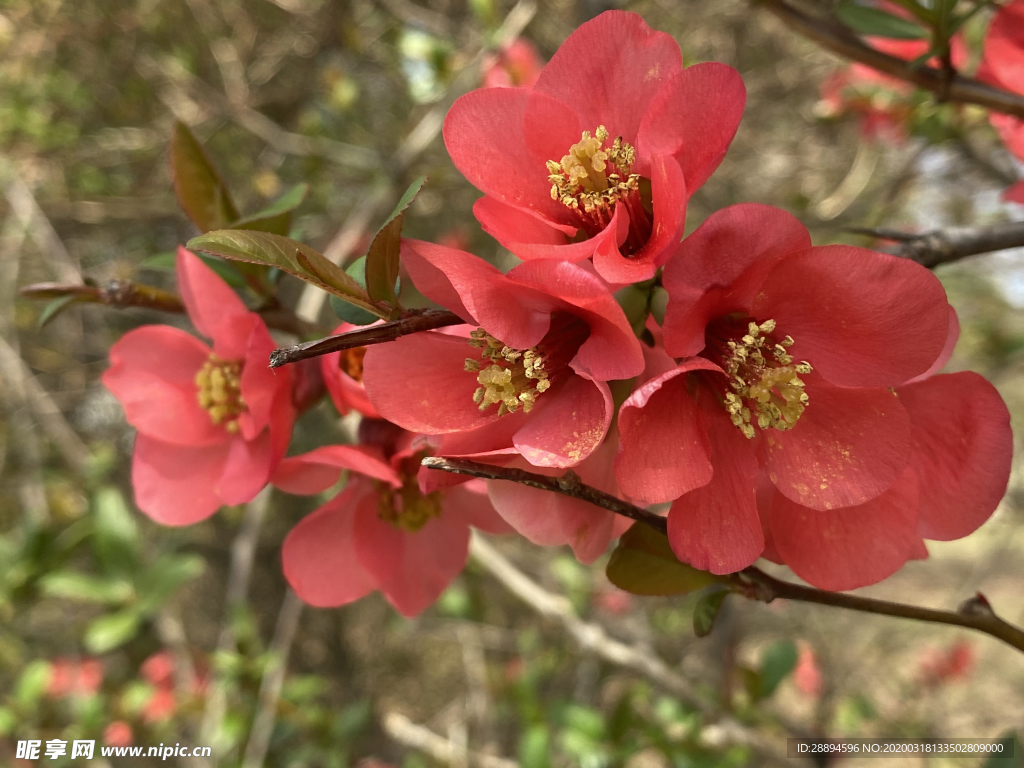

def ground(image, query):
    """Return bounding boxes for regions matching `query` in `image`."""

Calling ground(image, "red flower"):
[482,38,543,88]
[140,651,175,688]
[615,204,1012,589]
[273,419,511,617]
[443,11,745,284]
[979,0,1024,202]
[102,248,295,525]
[362,239,644,469]
[321,322,377,417]
[103,721,133,748]
[46,657,103,698]
[793,641,822,697]
[917,639,975,686]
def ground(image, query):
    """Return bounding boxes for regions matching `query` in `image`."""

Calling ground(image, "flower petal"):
[666,402,763,574]
[662,204,811,357]
[615,362,716,504]
[534,11,682,144]
[473,196,594,261]
[637,63,746,192]
[273,444,399,495]
[904,305,959,384]
[770,468,919,591]
[513,373,612,468]
[217,431,274,506]
[399,239,482,322]
[900,372,1012,540]
[238,316,291,440]
[103,325,225,446]
[131,435,230,525]
[442,483,515,535]
[282,482,378,607]
[752,246,949,387]
[764,375,911,510]
[321,323,378,417]
[175,247,251,357]
[363,331,501,434]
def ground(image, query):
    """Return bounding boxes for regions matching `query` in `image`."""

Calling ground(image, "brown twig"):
[757,0,1024,120]
[269,308,464,368]
[424,458,1024,654]
[846,220,1024,268]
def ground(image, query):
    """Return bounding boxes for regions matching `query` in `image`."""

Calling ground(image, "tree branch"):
[424,458,1024,655]
[269,308,464,368]
[756,0,1024,120]
[846,221,1024,268]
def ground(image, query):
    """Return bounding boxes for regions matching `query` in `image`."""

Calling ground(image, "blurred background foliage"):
[1,0,1023,765]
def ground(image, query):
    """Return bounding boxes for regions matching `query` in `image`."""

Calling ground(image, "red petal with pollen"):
[353,501,471,617]
[131,435,230,525]
[176,247,252,359]
[900,372,1012,541]
[513,373,612,468]
[753,245,950,387]
[615,361,717,504]
[443,88,582,228]
[662,204,811,357]
[592,154,686,284]
[765,375,911,510]
[770,469,919,591]
[363,331,501,434]
[103,325,226,447]
[534,11,682,144]
[282,482,377,607]
[637,63,746,191]
[272,444,400,495]
[666,403,764,574]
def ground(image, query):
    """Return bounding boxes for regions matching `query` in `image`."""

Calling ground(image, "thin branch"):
[269,308,463,367]
[427,458,1024,655]
[382,711,519,768]
[846,221,1024,268]
[241,589,304,768]
[757,0,1024,120]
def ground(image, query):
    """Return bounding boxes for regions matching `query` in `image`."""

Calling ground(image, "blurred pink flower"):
[595,586,633,615]
[103,721,134,747]
[142,687,177,723]
[978,0,1024,202]
[482,38,543,88]
[141,651,175,688]
[918,639,975,686]
[794,641,823,697]
[46,657,103,698]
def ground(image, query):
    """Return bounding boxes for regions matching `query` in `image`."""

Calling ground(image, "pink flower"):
[444,11,745,284]
[979,0,1024,202]
[102,248,295,525]
[321,322,377,417]
[793,641,822,697]
[918,639,975,686]
[273,419,511,617]
[615,204,1012,589]
[103,721,133,748]
[482,38,543,88]
[141,651,175,688]
[362,239,644,469]
[46,657,103,698]
[142,687,177,723]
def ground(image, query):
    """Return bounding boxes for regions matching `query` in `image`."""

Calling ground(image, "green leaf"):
[519,724,552,768]
[187,230,387,317]
[231,182,309,236]
[606,523,725,596]
[15,660,53,707]
[141,250,249,289]
[169,121,240,232]
[38,294,81,327]
[364,176,425,310]
[84,610,141,653]
[135,553,204,613]
[92,486,139,575]
[329,256,382,324]
[692,587,729,638]
[758,640,798,698]
[836,2,929,39]
[39,570,134,604]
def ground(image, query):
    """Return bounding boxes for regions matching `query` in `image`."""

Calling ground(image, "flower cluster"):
[104,11,1012,618]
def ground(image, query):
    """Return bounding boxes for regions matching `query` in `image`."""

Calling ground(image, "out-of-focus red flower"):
[103,721,133,748]
[141,687,177,723]
[918,639,975,686]
[362,240,644,469]
[274,420,512,617]
[596,586,633,615]
[321,322,377,418]
[102,248,295,525]
[141,651,175,688]
[482,38,543,88]
[615,204,1012,589]
[444,11,745,284]
[794,641,823,697]
[979,0,1024,202]
[46,658,104,698]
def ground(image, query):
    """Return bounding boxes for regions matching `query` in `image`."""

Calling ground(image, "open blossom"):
[615,204,1012,589]
[362,239,644,469]
[321,322,376,417]
[274,419,511,617]
[979,0,1024,203]
[444,11,745,284]
[482,38,543,88]
[102,248,295,525]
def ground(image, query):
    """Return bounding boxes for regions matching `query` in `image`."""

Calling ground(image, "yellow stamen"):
[195,354,246,433]
[467,328,549,415]
[548,125,640,214]
[377,471,443,532]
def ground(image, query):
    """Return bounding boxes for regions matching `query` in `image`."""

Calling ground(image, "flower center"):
[377,454,442,532]
[547,126,652,255]
[339,346,366,382]
[464,314,590,417]
[195,354,246,433]
[703,318,812,439]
